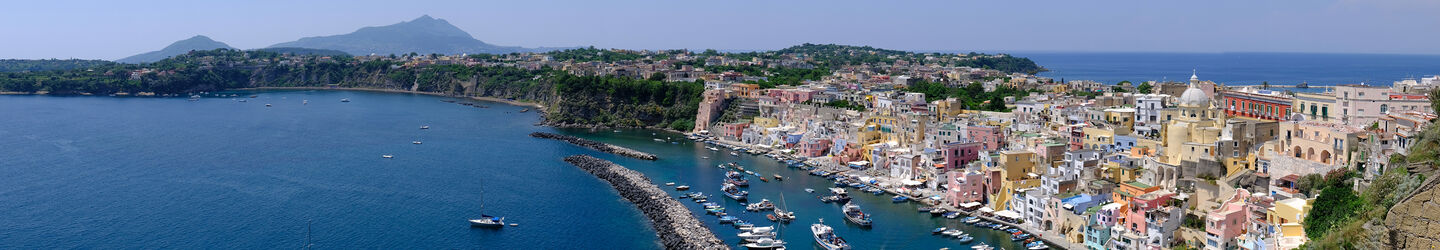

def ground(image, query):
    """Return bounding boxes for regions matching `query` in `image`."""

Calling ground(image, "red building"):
[1223,88,1292,121]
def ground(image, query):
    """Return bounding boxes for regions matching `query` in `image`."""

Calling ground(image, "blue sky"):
[3,0,1438,60]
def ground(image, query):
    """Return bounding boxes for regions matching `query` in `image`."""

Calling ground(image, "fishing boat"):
[811,219,851,250]
[891,195,910,203]
[759,177,769,182]
[725,171,750,187]
[841,202,872,227]
[968,217,985,224]
[743,238,786,249]
[721,183,748,201]
[930,208,948,217]
[1011,233,1031,241]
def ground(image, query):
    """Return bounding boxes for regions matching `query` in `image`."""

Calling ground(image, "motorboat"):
[1026,242,1050,249]
[733,220,753,228]
[941,229,961,236]
[664,182,675,186]
[265,104,272,107]
[811,219,851,250]
[412,141,422,144]
[774,174,783,181]
[469,215,505,228]
[381,155,394,159]
[931,227,948,235]
[746,199,776,211]
[730,152,740,156]
[964,217,981,224]
[675,185,690,191]
[891,195,909,203]
[957,235,974,243]
[805,188,815,193]
[841,202,872,227]
[737,226,775,241]
[743,238,786,249]
[722,183,748,201]
[340,98,349,102]
[931,208,948,216]
[971,243,994,250]
[944,212,961,219]
[917,207,932,213]
[420,125,430,129]
[718,216,739,224]
[725,171,750,187]
[1011,233,1031,241]
[705,207,725,214]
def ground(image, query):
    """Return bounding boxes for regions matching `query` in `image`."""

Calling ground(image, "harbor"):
[564,128,1058,249]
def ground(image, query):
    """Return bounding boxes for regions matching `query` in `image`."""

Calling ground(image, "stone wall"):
[563,155,728,249]
[531,132,658,160]
[1384,175,1440,249]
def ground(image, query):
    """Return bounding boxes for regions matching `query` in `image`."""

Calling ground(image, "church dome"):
[1178,83,1208,107]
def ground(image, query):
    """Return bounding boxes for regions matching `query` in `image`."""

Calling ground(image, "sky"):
[3,0,1439,60]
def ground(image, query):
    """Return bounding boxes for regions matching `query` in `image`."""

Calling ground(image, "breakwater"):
[563,155,728,250]
[531,132,658,160]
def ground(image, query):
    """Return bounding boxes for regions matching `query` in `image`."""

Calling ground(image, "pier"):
[564,155,728,249]
[532,132,658,160]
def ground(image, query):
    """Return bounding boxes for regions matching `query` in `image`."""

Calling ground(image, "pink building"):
[942,141,982,171]
[947,171,987,206]
[1205,189,1252,250]
[801,139,832,157]
[722,123,749,139]
[967,125,1005,151]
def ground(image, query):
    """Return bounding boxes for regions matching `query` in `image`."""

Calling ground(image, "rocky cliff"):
[1384,174,1440,249]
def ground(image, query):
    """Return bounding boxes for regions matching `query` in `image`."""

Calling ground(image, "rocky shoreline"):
[563,155,728,250]
[531,132,658,160]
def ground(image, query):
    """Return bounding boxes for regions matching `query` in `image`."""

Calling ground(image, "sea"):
[1011,52,1440,90]
[0,90,1029,249]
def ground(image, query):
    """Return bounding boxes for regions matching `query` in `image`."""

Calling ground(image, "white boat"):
[302,100,308,105]
[675,185,690,191]
[737,227,776,241]
[340,98,350,102]
[381,155,394,159]
[811,219,851,250]
[743,238,786,249]
[412,141,422,144]
[469,215,504,228]
[971,243,993,250]
[805,188,815,193]
[420,125,430,129]
[653,138,664,142]
[664,182,675,186]
[730,152,740,156]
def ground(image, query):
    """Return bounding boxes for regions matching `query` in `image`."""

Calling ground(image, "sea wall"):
[563,155,728,250]
[531,132,658,160]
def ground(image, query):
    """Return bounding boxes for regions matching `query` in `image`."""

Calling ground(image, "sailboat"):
[772,193,795,223]
[469,183,505,228]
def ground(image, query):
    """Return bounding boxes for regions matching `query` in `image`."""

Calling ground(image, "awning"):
[994,210,1022,219]
[979,207,995,213]
[959,202,982,208]
[902,180,923,186]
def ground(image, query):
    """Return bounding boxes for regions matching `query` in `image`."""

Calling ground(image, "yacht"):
[742,238,786,249]
[381,155,394,159]
[420,125,430,129]
[841,202,872,227]
[412,141,422,144]
[721,183,748,201]
[737,226,776,242]
[811,219,851,250]
[469,215,505,228]
[675,185,690,191]
[340,98,350,102]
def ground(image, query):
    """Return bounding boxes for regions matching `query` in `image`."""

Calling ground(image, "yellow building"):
[752,117,780,128]
[997,151,1038,180]
[1103,108,1136,135]
[1082,127,1115,150]
[1158,77,1225,166]
[1268,198,1314,239]
[1292,92,1336,122]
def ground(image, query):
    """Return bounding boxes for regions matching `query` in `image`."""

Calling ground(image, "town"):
[433,45,1438,250]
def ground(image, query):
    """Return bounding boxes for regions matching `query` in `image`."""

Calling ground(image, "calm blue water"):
[1014,52,1440,88]
[0,90,1029,249]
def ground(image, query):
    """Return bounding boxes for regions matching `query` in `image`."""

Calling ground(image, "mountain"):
[253,47,351,57]
[117,35,234,63]
[269,15,554,56]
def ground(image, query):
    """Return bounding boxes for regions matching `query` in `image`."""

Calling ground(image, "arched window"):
[1380,104,1389,114]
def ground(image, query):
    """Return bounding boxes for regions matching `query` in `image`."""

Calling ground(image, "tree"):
[1137,82,1154,94]
[1117,80,1132,86]
[985,95,1006,111]
[1262,81,1270,90]
[1304,184,1362,240]
[648,72,666,81]
[1431,89,1440,117]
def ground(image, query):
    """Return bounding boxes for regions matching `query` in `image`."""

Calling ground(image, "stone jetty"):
[531,132,658,160]
[563,155,728,250]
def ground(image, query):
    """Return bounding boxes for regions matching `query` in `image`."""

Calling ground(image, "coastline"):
[234,87,546,109]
